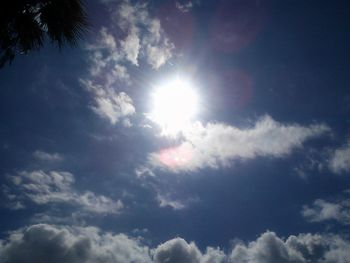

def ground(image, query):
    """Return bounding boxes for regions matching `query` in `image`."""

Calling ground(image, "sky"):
[1,0,350,262]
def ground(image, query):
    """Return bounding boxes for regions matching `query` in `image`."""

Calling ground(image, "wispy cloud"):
[142,19,174,69]
[33,150,63,162]
[113,0,174,69]
[302,190,350,225]
[329,141,350,174]
[135,166,156,178]
[149,115,330,172]
[81,0,174,125]
[120,27,140,65]
[156,193,186,210]
[175,0,200,13]
[3,170,123,215]
[81,79,135,126]
[88,0,174,71]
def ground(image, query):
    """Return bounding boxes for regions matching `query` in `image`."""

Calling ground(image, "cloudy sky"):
[1,0,350,262]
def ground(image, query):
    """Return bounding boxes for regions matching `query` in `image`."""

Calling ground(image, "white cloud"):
[1,226,350,263]
[135,166,156,177]
[156,194,186,210]
[81,79,135,125]
[33,150,63,162]
[93,91,135,125]
[230,231,330,263]
[145,41,173,70]
[154,238,202,263]
[293,149,325,179]
[329,141,350,174]
[3,170,123,215]
[87,27,117,51]
[176,0,199,12]
[82,0,174,125]
[121,27,140,65]
[201,247,226,263]
[86,27,121,77]
[155,192,199,210]
[112,64,130,83]
[111,0,174,69]
[87,0,174,71]
[30,212,86,225]
[302,192,350,225]
[149,115,330,172]
[82,27,136,126]
[143,19,174,69]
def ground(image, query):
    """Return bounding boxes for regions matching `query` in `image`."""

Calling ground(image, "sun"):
[149,77,199,136]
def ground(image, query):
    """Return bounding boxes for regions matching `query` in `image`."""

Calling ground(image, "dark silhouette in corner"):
[0,0,89,68]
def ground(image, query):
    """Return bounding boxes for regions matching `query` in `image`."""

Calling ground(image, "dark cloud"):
[0,224,152,263]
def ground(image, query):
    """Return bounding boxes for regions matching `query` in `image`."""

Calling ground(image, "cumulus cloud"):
[150,115,330,172]
[302,191,350,225]
[230,231,335,263]
[154,238,202,263]
[3,170,123,215]
[0,224,152,263]
[1,226,350,263]
[33,150,63,162]
[329,141,350,174]
[201,247,226,263]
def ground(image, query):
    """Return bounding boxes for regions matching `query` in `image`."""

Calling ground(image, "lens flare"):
[158,143,193,168]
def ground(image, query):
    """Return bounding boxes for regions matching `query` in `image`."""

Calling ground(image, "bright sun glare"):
[149,77,199,136]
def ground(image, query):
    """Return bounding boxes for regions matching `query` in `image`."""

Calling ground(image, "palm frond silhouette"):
[0,0,89,68]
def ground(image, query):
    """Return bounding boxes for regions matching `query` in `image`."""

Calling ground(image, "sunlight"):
[149,77,199,136]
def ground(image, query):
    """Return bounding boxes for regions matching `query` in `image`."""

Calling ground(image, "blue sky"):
[1,0,350,262]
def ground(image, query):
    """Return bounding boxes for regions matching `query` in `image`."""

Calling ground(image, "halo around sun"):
[149,77,199,136]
